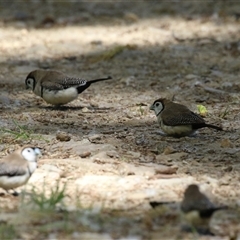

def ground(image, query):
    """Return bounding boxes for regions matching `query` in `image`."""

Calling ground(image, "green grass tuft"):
[22,180,66,211]
[0,224,18,240]
[0,120,49,142]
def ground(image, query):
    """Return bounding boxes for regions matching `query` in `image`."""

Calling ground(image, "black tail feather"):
[192,123,223,131]
[77,76,112,94]
[88,76,112,84]
[199,206,228,218]
[149,201,176,209]
[204,123,223,131]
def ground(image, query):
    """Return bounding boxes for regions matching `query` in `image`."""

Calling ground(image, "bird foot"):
[11,190,19,197]
[153,130,168,136]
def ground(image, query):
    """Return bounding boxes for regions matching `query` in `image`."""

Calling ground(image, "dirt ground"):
[0,1,240,239]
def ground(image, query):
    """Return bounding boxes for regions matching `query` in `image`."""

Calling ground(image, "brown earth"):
[0,1,240,239]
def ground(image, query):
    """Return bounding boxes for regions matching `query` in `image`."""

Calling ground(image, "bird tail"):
[200,205,228,218]
[77,76,112,94]
[149,201,176,209]
[205,123,223,131]
[88,76,112,84]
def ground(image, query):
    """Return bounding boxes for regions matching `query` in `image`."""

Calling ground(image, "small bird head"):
[181,184,203,213]
[25,70,38,90]
[149,98,166,116]
[25,69,48,90]
[184,184,200,198]
[21,147,41,162]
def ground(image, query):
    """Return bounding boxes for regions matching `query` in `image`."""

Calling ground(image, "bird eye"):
[155,103,160,107]
[27,80,31,84]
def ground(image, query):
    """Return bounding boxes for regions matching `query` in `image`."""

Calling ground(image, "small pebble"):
[88,134,102,142]
[56,131,71,142]
[163,146,176,155]
[82,107,89,113]
[79,151,91,158]
[220,138,233,148]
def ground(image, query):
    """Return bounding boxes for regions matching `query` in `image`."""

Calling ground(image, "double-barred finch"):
[0,146,41,195]
[25,69,112,106]
[150,98,222,137]
[180,184,227,233]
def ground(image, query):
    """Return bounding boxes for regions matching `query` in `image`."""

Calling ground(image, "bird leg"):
[11,189,19,197]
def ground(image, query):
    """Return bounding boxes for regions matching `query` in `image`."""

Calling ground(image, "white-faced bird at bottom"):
[0,146,41,195]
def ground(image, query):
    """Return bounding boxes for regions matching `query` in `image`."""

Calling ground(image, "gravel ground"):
[0,1,240,239]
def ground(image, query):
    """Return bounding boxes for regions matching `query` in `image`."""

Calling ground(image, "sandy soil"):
[0,1,240,239]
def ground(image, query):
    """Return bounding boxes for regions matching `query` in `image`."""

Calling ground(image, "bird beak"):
[149,104,154,110]
[34,148,42,157]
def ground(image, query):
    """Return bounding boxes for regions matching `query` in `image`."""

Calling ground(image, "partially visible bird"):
[180,184,227,234]
[181,184,225,218]
[0,146,41,195]
[25,69,112,106]
[150,98,222,137]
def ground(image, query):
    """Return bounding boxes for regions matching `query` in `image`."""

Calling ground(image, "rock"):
[163,146,176,155]
[106,150,119,158]
[220,138,233,148]
[28,167,61,185]
[90,101,99,108]
[155,165,178,175]
[75,174,193,206]
[79,151,91,158]
[82,107,89,113]
[56,131,71,142]
[126,151,141,158]
[88,134,102,143]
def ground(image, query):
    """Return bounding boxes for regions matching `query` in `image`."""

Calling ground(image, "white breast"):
[42,87,78,105]
[28,162,37,175]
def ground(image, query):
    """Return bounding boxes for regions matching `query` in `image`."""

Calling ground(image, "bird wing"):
[198,196,216,210]
[0,162,27,176]
[181,193,215,213]
[162,104,204,126]
[61,77,87,88]
[0,151,28,177]
[40,81,65,91]
[41,77,87,90]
